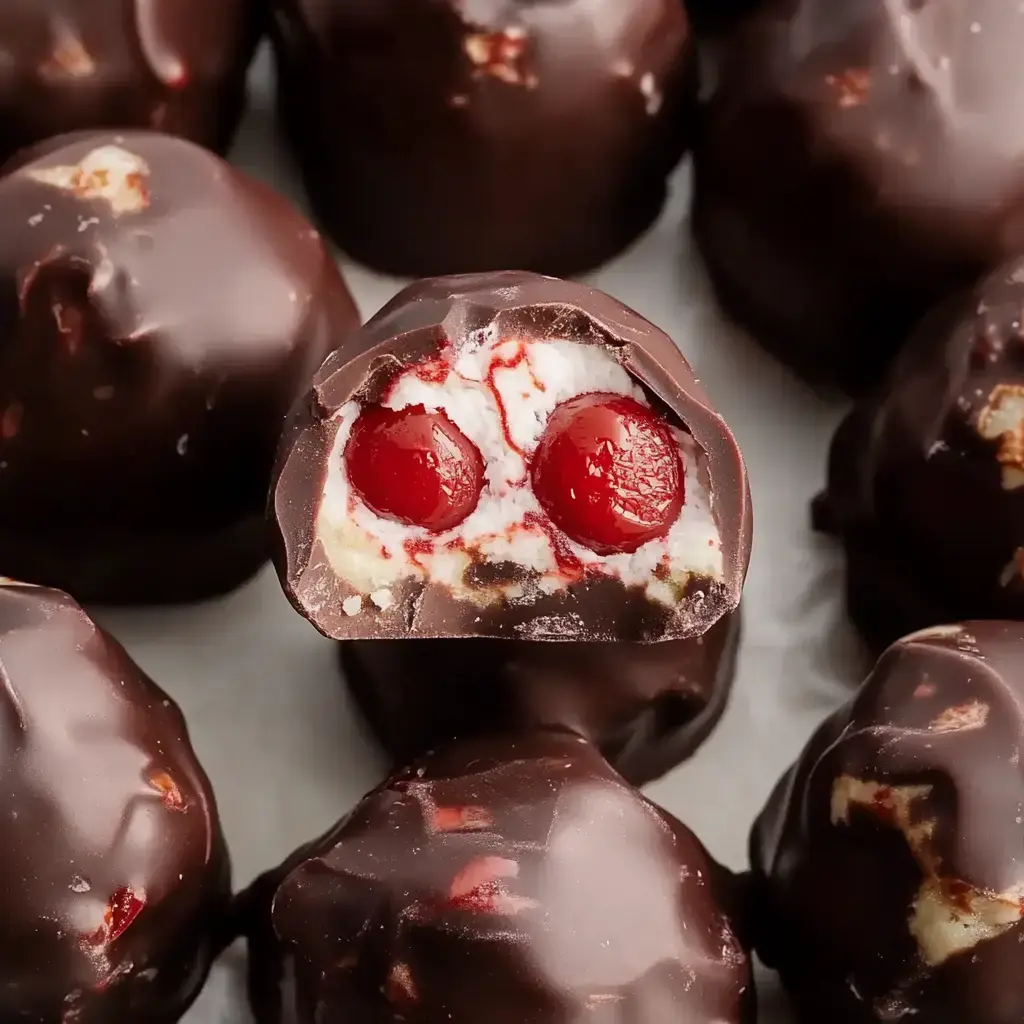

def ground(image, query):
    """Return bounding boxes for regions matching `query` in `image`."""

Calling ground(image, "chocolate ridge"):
[270,271,752,642]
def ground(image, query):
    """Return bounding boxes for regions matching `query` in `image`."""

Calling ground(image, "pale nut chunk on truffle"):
[26,146,150,215]
[463,26,538,88]
[976,383,1024,490]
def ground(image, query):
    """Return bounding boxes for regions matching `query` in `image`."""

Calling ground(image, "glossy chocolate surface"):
[692,0,1024,391]
[815,254,1024,649]
[269,0,695,277]
[0,582,231,1023]
[271,271,751,643]
[244,730,754,1024]
[343,609,741,786]
[751,621,1024,1024]
[0,129,358,603]
[0,0,257,161]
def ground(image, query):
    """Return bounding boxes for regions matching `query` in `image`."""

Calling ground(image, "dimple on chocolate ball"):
[243,730,754,1024]
[751,621,1024,1024]
[815,253,1024,650]
[0,0,258,160]
[692,0,1024,391]
[269,0,695,277]
[0,581,231,1023]
[271,271,751,785]
[0,129,359,603]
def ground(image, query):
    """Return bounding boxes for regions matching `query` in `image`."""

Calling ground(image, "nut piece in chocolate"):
[272,271,750,643]
[692,0,1024,391]
[0,581,231,1022]
[0,129,359,603]
[815,254,1024,649]
[243,730,755,1024]
[0,0,257,160]
[269,0,695,276]
[751,621,1024,1024]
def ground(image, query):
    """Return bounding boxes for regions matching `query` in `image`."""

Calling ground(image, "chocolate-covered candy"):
[692,0,1024,391]
[0,129,359,603]
[0,1,257,160]
[342,609,740,786]
[269,0,695,277]
[271,272,751,781]
[0,581,231,1022]
[751,621,1024,1024]
[815,255,1024,649]
[244,730,754,1024]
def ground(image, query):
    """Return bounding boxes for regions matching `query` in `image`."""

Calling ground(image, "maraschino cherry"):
[345,404,485,532]
[531,393,683,555]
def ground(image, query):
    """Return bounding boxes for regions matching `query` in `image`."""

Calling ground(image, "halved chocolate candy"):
[270,272,751,783]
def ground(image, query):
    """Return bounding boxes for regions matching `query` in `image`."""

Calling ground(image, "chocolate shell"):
[271,271,751,644]
[342,609,741,786]
[0,129,359,603]
[0,0,258,161]
[815,254,1024,649]
[269,0,695,277]
[692,0,1024,391]
[751,621,1024,1024]
[0,581,231,1023]
[243,730,755,1024]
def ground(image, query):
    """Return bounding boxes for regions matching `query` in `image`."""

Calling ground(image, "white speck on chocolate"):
[342,596,363,616]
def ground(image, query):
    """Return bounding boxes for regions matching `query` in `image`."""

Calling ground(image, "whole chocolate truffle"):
[0,129,359,603]
[244,730,754,1024]
[751,621,1024,1024]
[270,272,751,783]
[692,0,1024,391]
[0,582,231,1022]
[815,254,1024,649]
[269,0,695,277]
[0,1,257,160]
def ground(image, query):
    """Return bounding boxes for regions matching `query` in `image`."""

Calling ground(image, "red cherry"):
[530,393,684,555]
[345,404,485,533]
[83,886,146,946]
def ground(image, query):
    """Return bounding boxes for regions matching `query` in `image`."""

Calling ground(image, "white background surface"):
[90,48,873,1022]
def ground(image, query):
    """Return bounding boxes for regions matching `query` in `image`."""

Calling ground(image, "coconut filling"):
[316,331,724,616]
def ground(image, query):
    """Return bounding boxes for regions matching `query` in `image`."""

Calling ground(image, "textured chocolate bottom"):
[0,514,267,605]
[341,610,741,786]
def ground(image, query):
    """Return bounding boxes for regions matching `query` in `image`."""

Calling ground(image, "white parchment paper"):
[87,48,872,1023]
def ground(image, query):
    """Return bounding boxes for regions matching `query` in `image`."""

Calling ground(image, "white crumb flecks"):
[26,147,151,216]
[317,333,723,611]
[910,878,1024,967]
[831,775,1024,967]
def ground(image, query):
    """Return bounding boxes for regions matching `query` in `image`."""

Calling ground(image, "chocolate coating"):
[751,621,1024,1024]
[342,609,741,786]
[270,0,695,277]
[815,254,1024,649]
[0,0,257,161]
[692,0,1024,391]
[0,582,231,1023]
[0,129,359,603]
[243,730,754,1024]
[272,270,751,643]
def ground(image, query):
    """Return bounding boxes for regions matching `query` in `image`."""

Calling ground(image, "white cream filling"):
[316,332,723,611]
